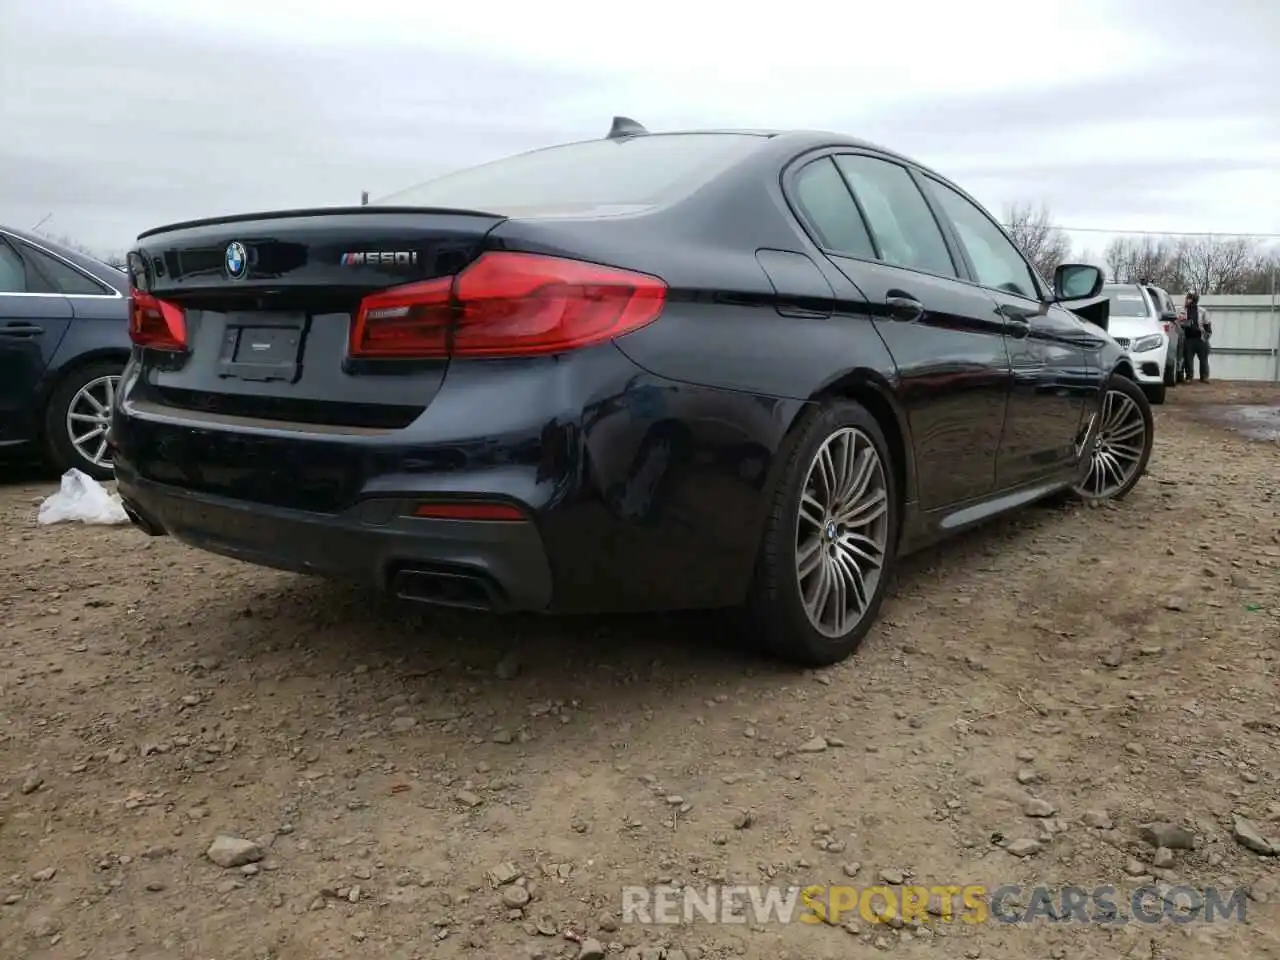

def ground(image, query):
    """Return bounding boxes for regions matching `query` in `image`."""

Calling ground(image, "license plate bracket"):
[216,313,306,383]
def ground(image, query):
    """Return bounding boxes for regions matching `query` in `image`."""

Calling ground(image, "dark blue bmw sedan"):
[111,118,1147,665]
[0,226,132,480]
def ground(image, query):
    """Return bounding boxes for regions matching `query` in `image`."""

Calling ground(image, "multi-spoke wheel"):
[44,360,125,482]
[794,427,891,638]
[749,400,899,666]
[1071,375,1153,502]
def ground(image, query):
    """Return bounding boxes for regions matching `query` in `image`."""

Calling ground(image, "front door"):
[990,297,1097,485]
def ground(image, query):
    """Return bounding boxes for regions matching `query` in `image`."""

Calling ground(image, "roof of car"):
[613,127,926,163]
[583,127,973,200]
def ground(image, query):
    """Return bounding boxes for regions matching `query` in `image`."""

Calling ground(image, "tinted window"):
[1102,285,1153,318]
[375,134,767,213]
[923,178,1038,299]
[0,241,27,293]
[792,159,876,259]
[21,244,113,296]
[833,155,956,277]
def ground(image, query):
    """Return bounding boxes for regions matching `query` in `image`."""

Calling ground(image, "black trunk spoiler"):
[136,206,503,240]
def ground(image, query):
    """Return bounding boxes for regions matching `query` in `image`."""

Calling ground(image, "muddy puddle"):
[1200,403,1280,441]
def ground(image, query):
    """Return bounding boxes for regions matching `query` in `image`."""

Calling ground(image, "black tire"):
[1163,363,1175,387]
[1144,383,1166,405]
[1070,374,1153,503]
[43,359,124,482]
[746,399,899,667]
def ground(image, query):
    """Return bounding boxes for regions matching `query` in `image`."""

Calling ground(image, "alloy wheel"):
[794,427,891,638]
[1073,387,1148,498]
[65,375,119,469]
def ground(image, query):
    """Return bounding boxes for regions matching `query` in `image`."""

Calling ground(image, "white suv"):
[1101,283,1179,404]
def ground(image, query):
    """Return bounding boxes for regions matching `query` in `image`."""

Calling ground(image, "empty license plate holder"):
[217,313,306,383]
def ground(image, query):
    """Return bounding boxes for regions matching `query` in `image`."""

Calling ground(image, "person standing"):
[1181,291,1212,382]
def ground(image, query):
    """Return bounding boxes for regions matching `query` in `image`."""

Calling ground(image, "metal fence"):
[1197,294,1280,381]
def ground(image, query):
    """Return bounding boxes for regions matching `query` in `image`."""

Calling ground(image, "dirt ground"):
[2,381,1278,960]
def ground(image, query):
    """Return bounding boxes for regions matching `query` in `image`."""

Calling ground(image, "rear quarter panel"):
[482,146,909,604]
[493,148,900,404]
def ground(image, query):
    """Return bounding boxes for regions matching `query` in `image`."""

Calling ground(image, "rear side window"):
[20,243,114,296]
[375,134,767,214]
[791,158,876,259]
[833,155,956,277]
[0,241,28,293]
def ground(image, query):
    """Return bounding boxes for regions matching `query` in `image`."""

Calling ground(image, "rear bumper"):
[110,343,807,614]
[115,466,554,611]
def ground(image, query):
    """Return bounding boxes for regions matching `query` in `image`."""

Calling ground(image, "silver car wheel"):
[1072,387,1147,498]
[794,427,891,638]
[66,375,118,468]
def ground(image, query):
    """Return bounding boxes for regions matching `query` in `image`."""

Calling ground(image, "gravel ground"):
[2,382,1278,960]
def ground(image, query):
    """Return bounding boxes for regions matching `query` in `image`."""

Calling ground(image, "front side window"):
[923,178,1038,299]
[833,155,956,277]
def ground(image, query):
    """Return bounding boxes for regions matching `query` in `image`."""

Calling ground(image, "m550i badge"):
[340,251,420,266]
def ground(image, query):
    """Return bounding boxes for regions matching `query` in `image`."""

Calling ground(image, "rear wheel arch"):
[746,392,901,665]
[809,372,913,525]
[40,352,131,480]
[38,349,132,414]
[742,372,910,599]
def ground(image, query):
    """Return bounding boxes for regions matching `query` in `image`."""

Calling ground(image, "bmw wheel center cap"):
[225,241,248,279]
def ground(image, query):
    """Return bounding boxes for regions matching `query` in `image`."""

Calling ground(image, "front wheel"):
[44,360,124,482]
[1144,383,1167,405]
[1070,375,1153,502]
[747,400,898,666]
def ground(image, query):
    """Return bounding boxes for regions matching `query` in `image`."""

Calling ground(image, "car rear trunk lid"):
[127,207,506,430]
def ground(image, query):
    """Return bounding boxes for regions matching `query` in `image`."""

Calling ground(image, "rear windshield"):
[1102,286,1152,318]
[374,133,767,215]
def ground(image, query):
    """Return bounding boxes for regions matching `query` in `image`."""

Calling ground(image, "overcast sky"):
[1,0,1277,258]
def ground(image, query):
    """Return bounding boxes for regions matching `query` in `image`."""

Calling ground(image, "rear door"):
[918,175,1096,489]
[789,152,1012,510]
[0,235,74,449]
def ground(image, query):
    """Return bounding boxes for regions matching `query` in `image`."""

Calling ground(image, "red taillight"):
[348,252,667,360]
[411,501,526,521]
[348,277,453,359]
[129,289,187,351]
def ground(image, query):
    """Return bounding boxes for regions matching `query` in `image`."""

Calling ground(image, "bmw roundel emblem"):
[225,241,248,279]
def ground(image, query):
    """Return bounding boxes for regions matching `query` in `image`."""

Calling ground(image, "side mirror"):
[1160,311,1178,323]
[1053,263,1104,301]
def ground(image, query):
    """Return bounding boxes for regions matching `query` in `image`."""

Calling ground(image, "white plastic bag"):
[36,469,130,526]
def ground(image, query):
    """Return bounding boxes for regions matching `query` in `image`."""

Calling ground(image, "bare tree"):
[1102,233,1275,295]
[1103,237,1135,284]
[1004,202,1072,280]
